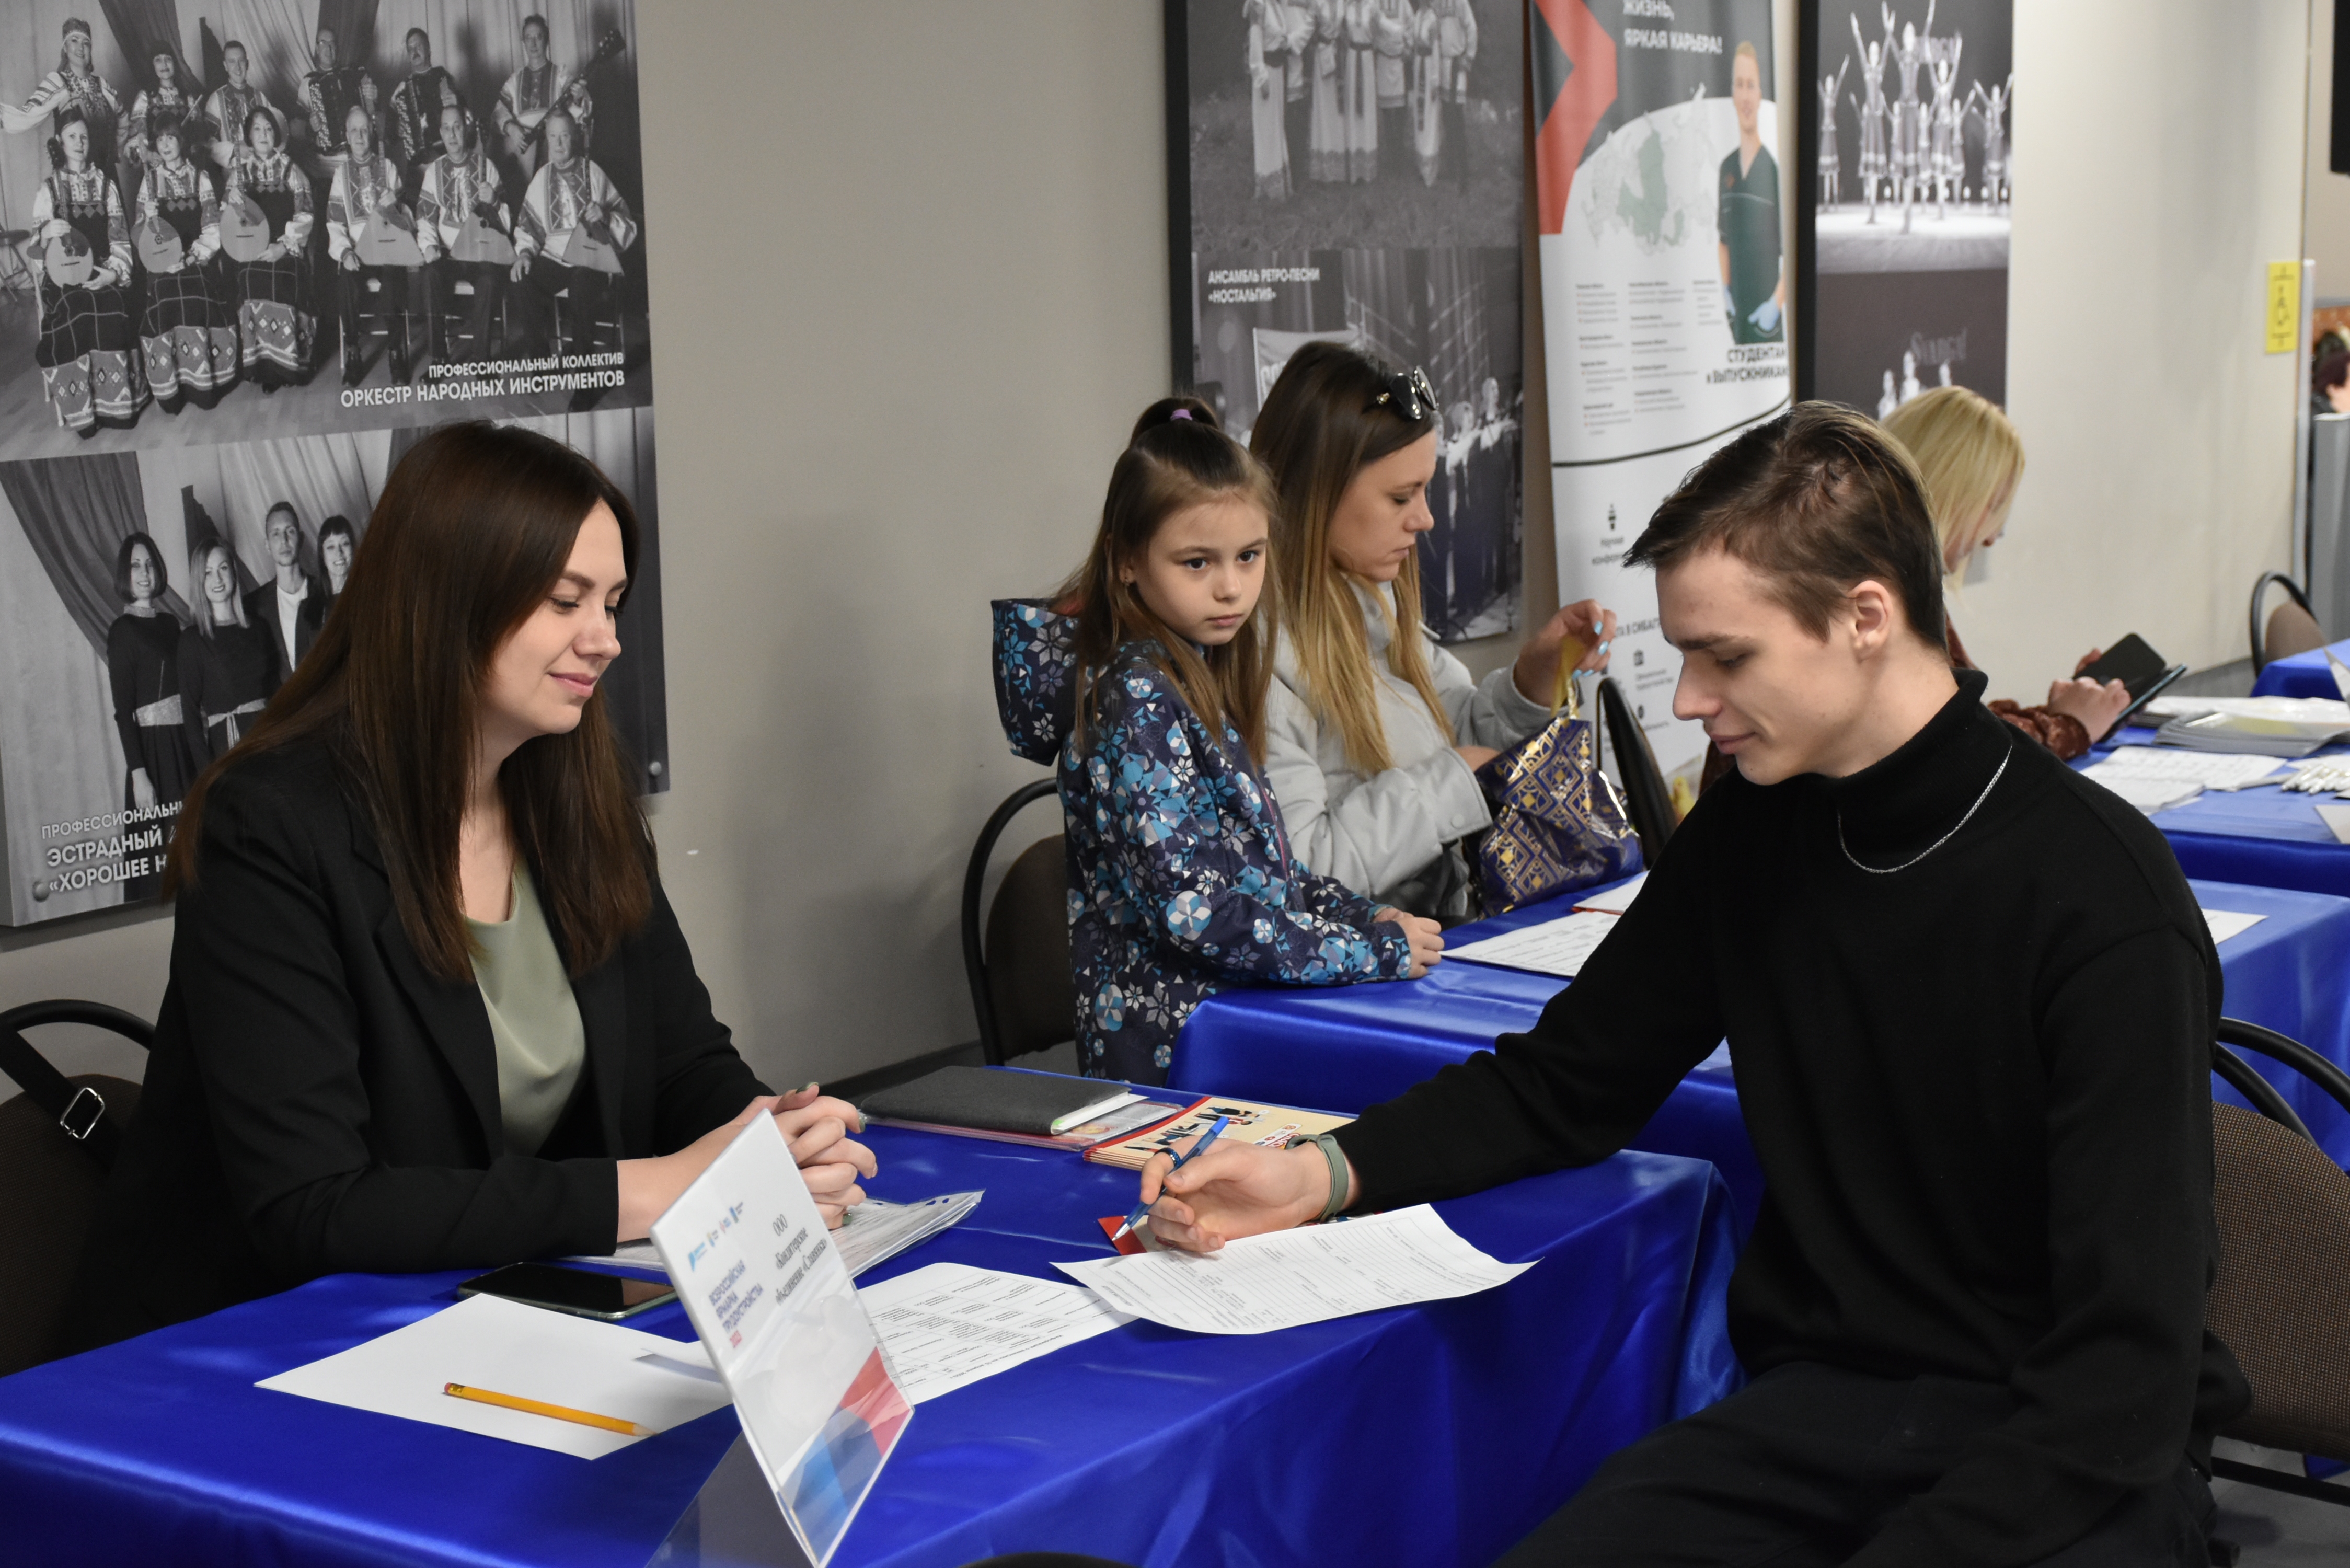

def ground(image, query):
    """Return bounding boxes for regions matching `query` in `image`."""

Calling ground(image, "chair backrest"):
[2206,1020,2350,1463]
[983,836,1075,1063]
[0,1000,153,1169]
[960,780,1073,1065]
[0,1073,143,1377]
[1596,676,1675,863]
[2250,572,2325,673]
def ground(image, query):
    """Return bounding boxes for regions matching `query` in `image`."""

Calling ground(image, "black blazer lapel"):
[351,811,503,1157]
[570,958,629,1157]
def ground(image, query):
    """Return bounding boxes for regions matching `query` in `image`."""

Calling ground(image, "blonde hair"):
[1250,343,1450,775]
[1879,385,2024,580]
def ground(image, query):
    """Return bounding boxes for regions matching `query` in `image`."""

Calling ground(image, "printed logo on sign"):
[684,1201,747,1271]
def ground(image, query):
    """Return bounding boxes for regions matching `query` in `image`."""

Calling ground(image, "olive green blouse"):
[465,864,587,1155]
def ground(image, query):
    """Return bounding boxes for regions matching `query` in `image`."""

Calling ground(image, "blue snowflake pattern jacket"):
[991,599,1411,1085]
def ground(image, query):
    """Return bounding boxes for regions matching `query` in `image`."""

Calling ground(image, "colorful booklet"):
[861,1065,1202,1150]
[1083,1096,1354,1170]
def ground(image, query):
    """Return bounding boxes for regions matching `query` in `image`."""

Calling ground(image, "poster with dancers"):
[1171,0,1527,642]
[1798,0,2012,414]
[1529,0,1788,783]
[0,2,667,927]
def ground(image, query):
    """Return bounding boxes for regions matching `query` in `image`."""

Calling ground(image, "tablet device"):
[458,1262,676,1321]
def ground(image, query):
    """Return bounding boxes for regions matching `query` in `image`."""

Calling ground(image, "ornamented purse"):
[1471,659,1642,914]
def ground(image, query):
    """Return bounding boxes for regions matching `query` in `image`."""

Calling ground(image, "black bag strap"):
[0,1002,151,1169]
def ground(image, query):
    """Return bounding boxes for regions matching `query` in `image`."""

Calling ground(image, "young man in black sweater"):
[1141,405,2248,1566]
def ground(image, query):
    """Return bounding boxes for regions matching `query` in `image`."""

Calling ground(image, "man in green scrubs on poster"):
[1720,40,1784,345]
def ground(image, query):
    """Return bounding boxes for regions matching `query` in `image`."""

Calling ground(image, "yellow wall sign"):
[2267,261,2301,355]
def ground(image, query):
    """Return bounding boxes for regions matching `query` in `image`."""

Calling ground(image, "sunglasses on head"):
[1366,365,1437,423]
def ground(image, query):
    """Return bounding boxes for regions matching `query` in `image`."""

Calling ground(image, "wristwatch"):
[1290,1132,1352,1224]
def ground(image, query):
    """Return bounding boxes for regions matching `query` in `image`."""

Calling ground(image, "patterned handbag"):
[1472,661,1643,914]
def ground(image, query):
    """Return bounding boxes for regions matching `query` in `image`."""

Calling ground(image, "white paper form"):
[2091,747,2288,791]
[255,1292,733,1458]
[1444,909,1620,978]
[2201,909,2268,944]
[856,1263,1132,1404]
[574,1191,984,1281]
[1572,873,1646,913]
[2319,803,2350,845]
[1053,1204,1534,1335]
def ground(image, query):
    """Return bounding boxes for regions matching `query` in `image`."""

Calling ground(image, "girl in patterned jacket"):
[997,397,1443,1085]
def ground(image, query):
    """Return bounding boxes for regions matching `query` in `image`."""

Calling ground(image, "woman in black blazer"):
[74,423,873,1348]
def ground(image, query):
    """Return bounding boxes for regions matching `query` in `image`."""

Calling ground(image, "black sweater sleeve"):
[1334,808,1726,1207]
[1850,924,2220,1568]
[639,879,773,1152]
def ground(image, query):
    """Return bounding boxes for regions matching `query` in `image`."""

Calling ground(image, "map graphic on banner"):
[1531,0,1785,779]
[0,2,665,926]
[1174,0,1527,642]
[1801,0,2011,414]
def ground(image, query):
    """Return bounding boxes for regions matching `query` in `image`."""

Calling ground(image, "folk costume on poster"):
[1246,1,1292,200]
[414,133,512,363]
[325,144,429,382]
[224,137,316,387]
[32,146,146,436]
[511,145,637,355]
[1,20,123,168]
[494,47,596,178]
[389,55,464,186]
[135,148,241,409]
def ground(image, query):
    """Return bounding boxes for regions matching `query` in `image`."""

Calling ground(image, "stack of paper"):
[2152,712,2350,758]
[1444,908,1621,978]
[578,1190,983,1282]
[2142,694,2350,728]
[2090,746,2287,791]
[2077,764,2203,815]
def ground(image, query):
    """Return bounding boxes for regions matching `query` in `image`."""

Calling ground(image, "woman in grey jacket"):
[1253,344,1616,919]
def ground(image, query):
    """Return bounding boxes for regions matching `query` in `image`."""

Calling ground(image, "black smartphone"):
[458,1262,677,1321]
[2076,635,2174,697]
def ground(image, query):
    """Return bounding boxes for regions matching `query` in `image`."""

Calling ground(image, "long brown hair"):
[167,422,653,980]
[1250,342,1449,775]
[1058,397,1277,760]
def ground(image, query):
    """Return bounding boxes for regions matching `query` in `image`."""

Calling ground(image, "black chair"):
[960,780,1074,1067]
[2248,572,2325,675]
[1596,676,1676,864]
[0,1001,152,1376]
[2202,1019,2350,1539]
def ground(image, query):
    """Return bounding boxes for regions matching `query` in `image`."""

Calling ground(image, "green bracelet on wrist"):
[1292,1132,1351,1224]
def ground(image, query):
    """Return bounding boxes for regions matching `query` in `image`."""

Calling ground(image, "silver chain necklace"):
[1837,737,2012,875]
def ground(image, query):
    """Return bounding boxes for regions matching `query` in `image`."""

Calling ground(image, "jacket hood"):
[992,598,1079,763]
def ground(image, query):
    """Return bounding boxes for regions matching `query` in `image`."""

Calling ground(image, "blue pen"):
[1113,1115,1231,1240]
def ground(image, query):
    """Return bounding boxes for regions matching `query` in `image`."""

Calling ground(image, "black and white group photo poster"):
[1533,0,1788,784]
[1169,0,1527,642]
[0,0,666,926]
[1798,0,2011,413]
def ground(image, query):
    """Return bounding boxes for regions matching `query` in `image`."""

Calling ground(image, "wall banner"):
[0,1,663,926]
[1531,0,1787,780]
[1798,0,2012,413]
[1169,0,1527,642]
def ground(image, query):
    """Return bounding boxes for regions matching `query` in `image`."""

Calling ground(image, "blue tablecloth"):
[2248,640,2350,700]
[1176,874,2350,1236]
[0,1124,1740,1568]
[2087,727,2350,897]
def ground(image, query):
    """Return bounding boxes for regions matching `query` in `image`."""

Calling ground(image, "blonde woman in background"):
[1252,342,1617,921]
[1882,385,2129,759]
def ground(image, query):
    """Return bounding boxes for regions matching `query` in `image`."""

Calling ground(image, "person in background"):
[74,422,874,1350]
[327,102,429,384]
[415,102,511,363]
[1306,0,1346,183]
[1137,403,2245,1568]
[496,13,596,183]
[311,514,358,629]
[2,18,123,172]
[388,27,463,201]
[992,398,1440,1086]
[135,112,240,412]
[108,533,197,901]
[124,47,203,188]
[1244,0,1292,200]
[246,502,320,672]
[1883,385,2129,758]
[180,537,281,764]
[224,105,315,391]
[31,107,146,436]
[203,41,281,174]
[1251,343,1615,921]
[1369,0,1413,182]
[509,109,636,362]
[1426,0,1476,189]
[301,25,376,178]
[1340,0,1378,182]
[1277,0,1311,194]
[2313,345,2350,419]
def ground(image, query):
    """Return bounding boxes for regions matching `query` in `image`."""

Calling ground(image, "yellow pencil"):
[442,1381,652,1437]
